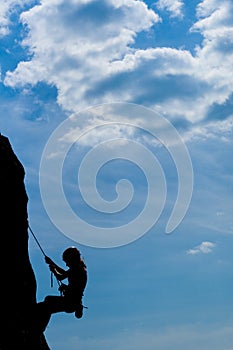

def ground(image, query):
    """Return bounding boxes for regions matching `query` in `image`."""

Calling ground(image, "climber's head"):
[62,246,81,265]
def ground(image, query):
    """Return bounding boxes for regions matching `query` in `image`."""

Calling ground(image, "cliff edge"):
[0,134,50,349]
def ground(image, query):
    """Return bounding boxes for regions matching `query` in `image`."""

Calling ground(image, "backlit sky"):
[0,1,233,349]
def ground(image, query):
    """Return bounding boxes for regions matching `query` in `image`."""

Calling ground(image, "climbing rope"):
[28,224,46,257]
[28,224,61,289]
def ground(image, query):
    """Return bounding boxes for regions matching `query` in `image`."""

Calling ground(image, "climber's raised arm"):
[45,256,68,280]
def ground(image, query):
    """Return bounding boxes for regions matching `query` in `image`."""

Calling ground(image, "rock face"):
[0,134,50,349]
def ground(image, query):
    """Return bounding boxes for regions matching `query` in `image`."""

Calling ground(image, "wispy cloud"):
[186,241,216,255]
[62,322,233,350]
[155,0,184,19]
[183,114,233,143]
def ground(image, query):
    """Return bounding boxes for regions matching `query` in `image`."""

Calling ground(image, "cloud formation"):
[0,0,33,37]
[156,0,184,18]
[186,241,216,255]
[2,0,233,131]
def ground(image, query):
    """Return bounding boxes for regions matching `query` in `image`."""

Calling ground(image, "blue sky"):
[1,0,233,349]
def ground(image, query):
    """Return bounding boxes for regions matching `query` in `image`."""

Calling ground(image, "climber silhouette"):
[36,246,87,332]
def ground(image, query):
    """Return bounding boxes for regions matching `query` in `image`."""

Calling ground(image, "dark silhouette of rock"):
[0,134,50,349]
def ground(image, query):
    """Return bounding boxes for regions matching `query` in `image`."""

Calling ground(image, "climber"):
[36,246,87,332]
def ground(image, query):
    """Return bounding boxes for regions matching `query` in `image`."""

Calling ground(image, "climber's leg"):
[36,295,65,332]
[43,295,66,313]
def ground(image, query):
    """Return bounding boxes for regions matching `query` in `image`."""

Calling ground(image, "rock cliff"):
[0,134,50,349]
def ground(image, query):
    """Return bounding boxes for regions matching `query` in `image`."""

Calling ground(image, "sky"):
[0,0,233,349]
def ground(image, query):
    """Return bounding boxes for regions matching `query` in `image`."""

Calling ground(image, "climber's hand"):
[49,264,56,273]
[45,256,54,265]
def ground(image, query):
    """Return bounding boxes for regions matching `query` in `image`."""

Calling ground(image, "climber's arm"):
[50,264,68,280]
[45,256,68,280]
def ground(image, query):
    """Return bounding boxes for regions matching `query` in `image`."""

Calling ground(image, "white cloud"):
[192,0,233,88]
[4,0,160,111]
[156,0,184,19]
[3,0,233,128]
[195,0,226,18]
[186,241,216,255]
[0,0,32,37]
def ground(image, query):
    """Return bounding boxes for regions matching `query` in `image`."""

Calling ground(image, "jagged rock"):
[0,134,50,349]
